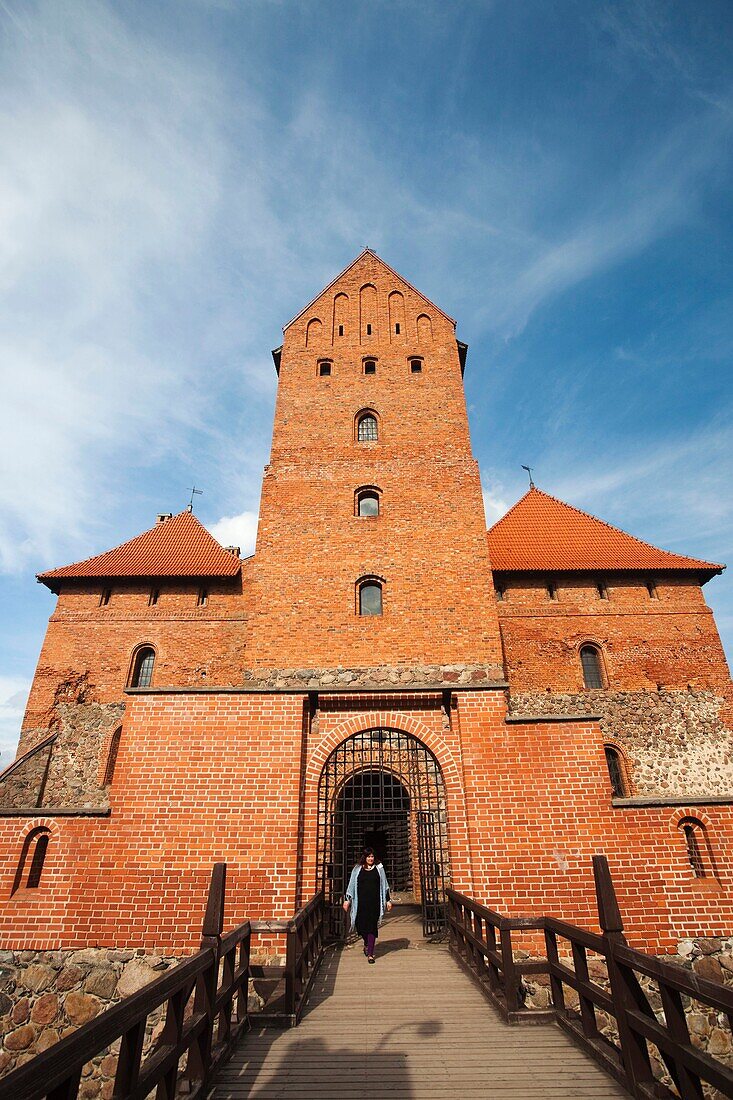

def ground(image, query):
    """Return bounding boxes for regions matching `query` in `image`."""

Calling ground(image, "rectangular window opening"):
[395,323,400,335]
[366,323,372,335]
[597,581,607,599]
[410,360,422,373]
[338,324,344,336]
[197,588,208,607]
[99,588,111,607]
[149,588,160,607]
[547,580,557,600]
[364,361,376,375]
[319,362,331,377]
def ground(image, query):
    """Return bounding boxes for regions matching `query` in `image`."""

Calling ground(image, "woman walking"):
[343,847,392,963]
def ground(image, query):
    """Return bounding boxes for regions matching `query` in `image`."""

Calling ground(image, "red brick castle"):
[3,248,732,963]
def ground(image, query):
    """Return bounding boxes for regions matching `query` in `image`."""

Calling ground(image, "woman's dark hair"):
[359,847,376,867]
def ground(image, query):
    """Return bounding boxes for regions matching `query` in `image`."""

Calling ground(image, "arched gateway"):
[317,728,451,936]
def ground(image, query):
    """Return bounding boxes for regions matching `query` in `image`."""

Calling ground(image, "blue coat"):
[345,863,390,930]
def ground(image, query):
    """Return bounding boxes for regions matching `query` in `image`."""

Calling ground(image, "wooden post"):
[593,855,654,1097]
[189,863,227,1086]
[202,862,227,945]
[500,924,520,1014]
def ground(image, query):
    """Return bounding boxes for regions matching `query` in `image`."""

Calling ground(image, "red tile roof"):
[487,488,724,576]
[38,511,241,585]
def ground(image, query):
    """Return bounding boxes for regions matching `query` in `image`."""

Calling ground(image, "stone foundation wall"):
[0,702,123,811]
[241,662,504,689]
[519,937,733,1088]
[0,947,180,1085]
[0,940,286,1084]
[509,689,733,797]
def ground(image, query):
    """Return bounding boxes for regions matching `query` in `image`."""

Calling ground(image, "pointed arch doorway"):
[317,728,451,936]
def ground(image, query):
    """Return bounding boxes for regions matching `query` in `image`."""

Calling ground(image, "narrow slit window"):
[197,588,208,607]
[338,324,344,337]
[547,578,557,600]
[395,322,400,334]
[364,360,376,375]
[580,645,603,689]
[148,588,160,607]
[596,580,607,600]
[357,413,378,442]
[646,578,658,599]
[359,580,382,616]
[681,821,706,878]
[604,746,626,797]
[496,585,505,602]
[99,588,111,607]
[104,727,122,786]
[130,647,155,688]
[366,324,372,335]
[26,833,50,889]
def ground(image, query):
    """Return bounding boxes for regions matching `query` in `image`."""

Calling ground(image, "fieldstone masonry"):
[510,689,733,797]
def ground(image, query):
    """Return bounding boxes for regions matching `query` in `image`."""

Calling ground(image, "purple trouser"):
[362,932,376,956]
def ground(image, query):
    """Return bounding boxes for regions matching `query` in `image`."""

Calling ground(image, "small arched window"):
[580,644,603,689]
[318,360,332,377]
[409,357,423,374]
[363,359,377,375]
[358,578,383,616]
[679,819,706,878]
[357,413,378,442]
[130,646,155,688]
[13,827,51,893]
[604,746,626,798]
[356,488,380,517]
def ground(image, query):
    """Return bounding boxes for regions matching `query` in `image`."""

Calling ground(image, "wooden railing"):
[449,857,733,1100]
[285,890,326,1023]
[447,890,550,1023]
[4,863,249,1100]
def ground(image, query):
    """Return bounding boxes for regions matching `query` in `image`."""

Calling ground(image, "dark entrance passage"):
[317,728,450,937]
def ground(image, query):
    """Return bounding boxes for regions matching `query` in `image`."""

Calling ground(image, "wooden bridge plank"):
[215,908,629,1099]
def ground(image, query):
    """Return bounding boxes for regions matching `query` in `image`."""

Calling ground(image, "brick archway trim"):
[306,710,461,788]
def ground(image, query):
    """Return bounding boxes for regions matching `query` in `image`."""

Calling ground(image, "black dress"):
[355,866,381,937]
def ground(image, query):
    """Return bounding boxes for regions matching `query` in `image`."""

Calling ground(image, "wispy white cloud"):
[207,511,258,557]
[482,485,510,526]
[0,676,29,765]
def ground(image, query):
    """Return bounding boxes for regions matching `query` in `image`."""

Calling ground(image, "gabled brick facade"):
[2,249,733,971]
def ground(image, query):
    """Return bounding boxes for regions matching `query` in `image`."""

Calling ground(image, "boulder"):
[4,1024,36,1051]
[11,997,30,1024]
[84,969,118,999]
[709,1028,732,1057]
[693,956,724,983]
[116,960,156,998]
[21,964,55,992]
[56,965,84,992]
[64,991,100,1026]
[32,993,59,1026]
[37,1029,61,1052]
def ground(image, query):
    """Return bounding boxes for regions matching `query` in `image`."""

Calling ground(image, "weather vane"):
[521,465,535,489]
[186,486,204,512]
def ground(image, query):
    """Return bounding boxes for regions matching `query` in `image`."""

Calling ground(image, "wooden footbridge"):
[216,906,626,1099]
[5,858,733,1100]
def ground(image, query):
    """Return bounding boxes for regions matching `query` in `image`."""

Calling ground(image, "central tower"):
[248,250,503,675]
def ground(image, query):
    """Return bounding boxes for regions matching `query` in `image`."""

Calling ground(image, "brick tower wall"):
[248,252,504,675]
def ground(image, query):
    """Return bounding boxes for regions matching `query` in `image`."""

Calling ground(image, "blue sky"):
[1,0,732,761]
